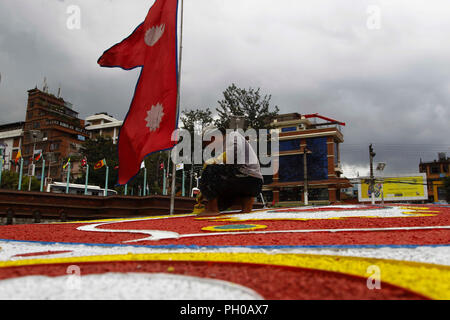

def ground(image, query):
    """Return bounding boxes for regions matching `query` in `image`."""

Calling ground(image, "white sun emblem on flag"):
[144,24,165,47]
[145,103,165,132]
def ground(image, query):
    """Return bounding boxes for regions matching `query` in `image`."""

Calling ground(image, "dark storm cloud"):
[0,0,449,177]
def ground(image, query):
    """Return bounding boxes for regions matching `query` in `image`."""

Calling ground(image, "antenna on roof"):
[43,77,49,93]
[57,84,61,98]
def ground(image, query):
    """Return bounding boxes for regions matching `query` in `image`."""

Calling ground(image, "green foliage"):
[75,136,118,189]
[75,136,169,195]
[0,170,40,191]
[181,108,213,134]
[214,83,279,131]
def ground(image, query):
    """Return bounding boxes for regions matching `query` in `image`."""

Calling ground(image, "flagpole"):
[40,159,45,192]
[18,158,24,191]
[66,162,71,194]
[170,0,184,215]
[163,168,167,195]
[182,168,185,197]
[0,158,3,187]
[143,166,147,196]
[104,165,109,197]
[28,161,34,191]
[84,164,89,195]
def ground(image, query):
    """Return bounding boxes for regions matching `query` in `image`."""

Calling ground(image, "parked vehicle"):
[46,182,117,196]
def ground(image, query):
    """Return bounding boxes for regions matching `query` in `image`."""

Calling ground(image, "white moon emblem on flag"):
[144,24,165,47]
[145,103,165,132]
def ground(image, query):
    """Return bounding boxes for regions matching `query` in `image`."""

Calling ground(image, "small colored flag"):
[160,162,164,170]
[98,0,179,185]
[94,158,106,170]
[81,157,87,167]
[15,149,22,164]
[34,152,42,162]
[176,163,184,171]
[63,158,71,169]
[114,165,119,170]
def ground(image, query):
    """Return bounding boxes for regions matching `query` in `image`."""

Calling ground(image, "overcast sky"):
[0,0,449,177]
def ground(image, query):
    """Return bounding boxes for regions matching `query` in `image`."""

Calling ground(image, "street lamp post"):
[376,162,386,205]
[28,130,42,191]
[0,147,4,186]
[302,147,312,205]
[369,144,376,205]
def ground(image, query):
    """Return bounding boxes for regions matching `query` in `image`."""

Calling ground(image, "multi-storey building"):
[85,113,122,144]
[0,122,24,171]
[263,113,351,204]
[22,87,89,182]
[419,153,450,202]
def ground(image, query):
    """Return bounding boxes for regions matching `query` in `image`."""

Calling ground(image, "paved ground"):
[0,203,449,299]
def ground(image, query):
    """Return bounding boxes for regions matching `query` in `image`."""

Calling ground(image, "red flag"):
[34,152,42,162]
[160,162,164,170]
[98,0,179,185]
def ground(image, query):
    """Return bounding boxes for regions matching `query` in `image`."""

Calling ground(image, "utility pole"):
[302,146,312,205]
[369,144,376,205]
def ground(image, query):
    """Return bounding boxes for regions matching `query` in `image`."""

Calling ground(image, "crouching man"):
[197,127,263,217]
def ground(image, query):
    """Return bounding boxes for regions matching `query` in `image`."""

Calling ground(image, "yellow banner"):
[359,174,428,201]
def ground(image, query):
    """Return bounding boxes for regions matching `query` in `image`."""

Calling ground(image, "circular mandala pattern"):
[202,224,267,232]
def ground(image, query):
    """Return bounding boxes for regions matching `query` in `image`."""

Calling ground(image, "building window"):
[50,143,60,151]
[431,166,440,174]
[279,139,301,152]
[279,187,302,202]
[279,154,304,182]
[33,122,40,129]
[281,127,297,132]
[306,137,328,180]
[309,188,329,201]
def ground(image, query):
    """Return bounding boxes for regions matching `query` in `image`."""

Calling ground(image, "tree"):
[214,83,279,131]
[180,108,214,185]
[180,108,213,134]
[75,136,118,189]
[75,136,169,195]
[0,170,40,191]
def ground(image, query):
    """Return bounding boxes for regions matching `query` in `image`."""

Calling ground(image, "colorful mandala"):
[0,204,449,300]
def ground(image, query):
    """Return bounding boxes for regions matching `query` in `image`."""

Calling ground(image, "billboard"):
[358,173,428,202]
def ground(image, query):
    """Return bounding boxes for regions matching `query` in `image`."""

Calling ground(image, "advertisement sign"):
[358,173,428,202]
